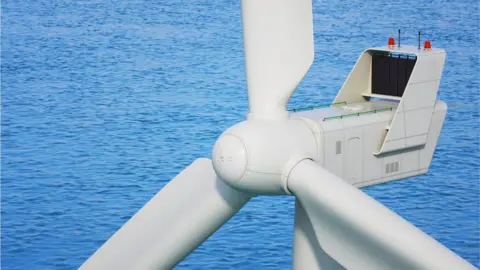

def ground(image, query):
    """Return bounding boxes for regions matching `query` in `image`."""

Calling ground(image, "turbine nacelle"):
[212,119,317,195]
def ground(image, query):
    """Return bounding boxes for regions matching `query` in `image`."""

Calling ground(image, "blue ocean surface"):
[1,0,479,269]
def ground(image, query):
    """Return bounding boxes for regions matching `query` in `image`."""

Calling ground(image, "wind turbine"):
[80,0,475,269]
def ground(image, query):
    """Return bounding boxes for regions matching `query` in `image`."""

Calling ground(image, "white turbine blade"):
[242,0,314,119]
[288,159,475,270]
[80,158,251,270]
[293,199,346,270]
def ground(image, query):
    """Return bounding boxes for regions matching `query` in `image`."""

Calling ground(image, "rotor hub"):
[212,119,317,195]
[212,134,248,184]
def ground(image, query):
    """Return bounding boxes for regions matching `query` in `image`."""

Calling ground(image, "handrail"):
[372,51,417,60]
[322,107,393,121]
[289,101,346,112]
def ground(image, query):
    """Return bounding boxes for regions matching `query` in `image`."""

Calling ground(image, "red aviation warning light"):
[388,37,395,49]
[424,40,432,50]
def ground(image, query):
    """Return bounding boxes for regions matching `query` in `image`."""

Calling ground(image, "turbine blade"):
[293,199,346,270]
[242,0,314,119]
[80,158,251,270]
[288,159,474,270]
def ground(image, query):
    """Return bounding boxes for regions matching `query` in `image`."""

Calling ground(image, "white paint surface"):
[288,159,475,270]
[80,159,251,270]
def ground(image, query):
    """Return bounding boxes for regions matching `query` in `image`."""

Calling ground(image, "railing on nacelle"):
[289,101,393,122]
[288,101,346,112]
[322,107,393,121]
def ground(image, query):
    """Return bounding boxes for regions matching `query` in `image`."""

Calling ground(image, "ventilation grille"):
[385,161,399,174]
[336,141,342,154]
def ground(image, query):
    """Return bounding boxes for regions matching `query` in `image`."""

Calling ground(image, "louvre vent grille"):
[385,161,400,174]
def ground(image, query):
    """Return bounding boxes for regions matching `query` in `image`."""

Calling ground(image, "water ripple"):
[2,0,479,269]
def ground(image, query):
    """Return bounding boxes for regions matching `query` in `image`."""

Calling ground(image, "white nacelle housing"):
[290,45,447,187]
[293,100,446,188]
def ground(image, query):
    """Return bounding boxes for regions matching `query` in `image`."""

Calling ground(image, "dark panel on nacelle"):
[372,52,417,97]
[372,53,389,96]
[388,56,398,96]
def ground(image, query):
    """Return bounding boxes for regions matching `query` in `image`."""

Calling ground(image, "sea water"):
[2,0,479,269]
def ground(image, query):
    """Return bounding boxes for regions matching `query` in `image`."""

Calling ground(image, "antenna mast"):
[398,29,401,48]
[418,31,421,50]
